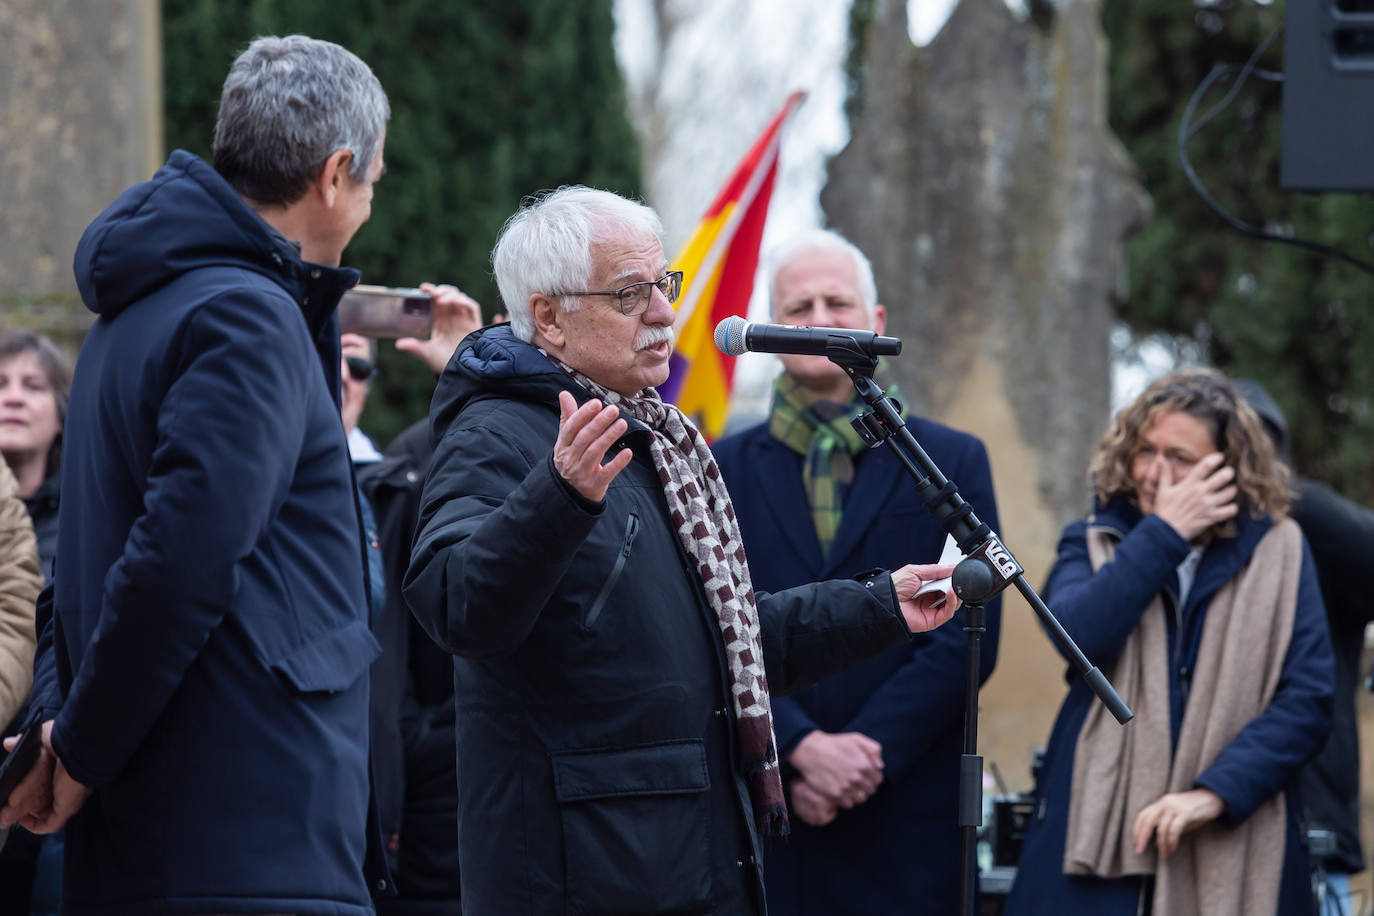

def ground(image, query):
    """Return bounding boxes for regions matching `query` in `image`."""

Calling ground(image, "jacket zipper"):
[583,512,640,629]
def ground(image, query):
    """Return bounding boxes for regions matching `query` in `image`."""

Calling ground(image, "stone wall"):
[0,0,162,350]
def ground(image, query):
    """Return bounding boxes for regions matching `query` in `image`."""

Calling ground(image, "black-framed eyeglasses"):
[345,356,378,382]
[553,270,684,317]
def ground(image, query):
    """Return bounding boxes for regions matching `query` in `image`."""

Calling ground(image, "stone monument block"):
[0,0,161,346]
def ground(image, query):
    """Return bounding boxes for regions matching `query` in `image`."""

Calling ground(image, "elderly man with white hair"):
[713,228,1002,916]
[403,187,963,915]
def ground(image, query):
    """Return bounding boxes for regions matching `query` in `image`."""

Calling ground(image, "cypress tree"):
[163,0,642,445]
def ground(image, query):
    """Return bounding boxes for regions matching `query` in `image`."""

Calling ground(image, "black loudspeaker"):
[1282,0,1374,191]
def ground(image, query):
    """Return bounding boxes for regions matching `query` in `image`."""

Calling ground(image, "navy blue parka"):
[713,413,1001,915]
[403,326,917,916]
[1004,499,1334,916]
[32,150,386,914]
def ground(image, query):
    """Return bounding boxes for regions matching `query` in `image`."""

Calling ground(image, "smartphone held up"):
[338,285,433,339]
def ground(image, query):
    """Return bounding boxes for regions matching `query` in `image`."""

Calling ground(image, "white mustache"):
[635,326,675,352]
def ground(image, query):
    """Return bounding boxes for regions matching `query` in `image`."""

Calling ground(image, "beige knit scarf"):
[1063,518,1300,916]
[549,360,788,836]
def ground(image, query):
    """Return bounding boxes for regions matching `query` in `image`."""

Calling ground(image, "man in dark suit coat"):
[714,229,1002,915]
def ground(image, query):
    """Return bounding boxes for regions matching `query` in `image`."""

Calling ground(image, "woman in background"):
[1005,369,1334,916]
[0,330,69,583]
[0,329,72,916]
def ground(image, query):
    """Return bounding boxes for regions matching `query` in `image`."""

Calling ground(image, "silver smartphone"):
[337,285,434,339]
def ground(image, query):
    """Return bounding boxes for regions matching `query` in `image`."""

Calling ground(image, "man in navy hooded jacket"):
[0,35,392,914]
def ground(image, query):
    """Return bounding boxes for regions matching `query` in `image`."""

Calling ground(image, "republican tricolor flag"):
[659,91,804,439]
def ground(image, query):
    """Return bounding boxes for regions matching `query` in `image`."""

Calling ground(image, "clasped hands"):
[0,720,92,835]
[786,730,885,827]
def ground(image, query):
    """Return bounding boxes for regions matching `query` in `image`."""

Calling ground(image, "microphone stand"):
[822,340,1133,916]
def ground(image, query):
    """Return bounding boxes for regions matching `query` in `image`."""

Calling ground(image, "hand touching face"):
[1131,410,1237,541]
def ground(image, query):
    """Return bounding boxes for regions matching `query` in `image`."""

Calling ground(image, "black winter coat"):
[403,326,914,916]
[359,420,462,911]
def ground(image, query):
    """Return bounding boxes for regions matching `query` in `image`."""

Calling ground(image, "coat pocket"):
[552,739,713,915]
[269,619,382,694]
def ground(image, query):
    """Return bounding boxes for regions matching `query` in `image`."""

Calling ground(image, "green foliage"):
[843,0,878,123]
[1104,0,1374,502]
[162,0,641,446]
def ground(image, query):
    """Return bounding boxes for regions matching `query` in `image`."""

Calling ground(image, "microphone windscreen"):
[714,316,748,357]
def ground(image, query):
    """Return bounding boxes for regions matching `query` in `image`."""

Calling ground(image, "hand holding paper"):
[891,561,961,633]
[913,534,965,609]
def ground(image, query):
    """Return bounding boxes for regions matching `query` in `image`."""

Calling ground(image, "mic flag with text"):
[659,91,804,440]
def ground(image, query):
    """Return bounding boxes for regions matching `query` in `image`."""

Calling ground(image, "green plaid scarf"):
[767,371,904,560]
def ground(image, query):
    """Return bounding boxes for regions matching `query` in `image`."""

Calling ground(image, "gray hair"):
[492,186,664,342]
[212,35,390,206]
[766,228,878,319]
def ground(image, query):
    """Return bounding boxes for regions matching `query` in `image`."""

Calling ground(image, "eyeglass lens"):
[619,272,682,314]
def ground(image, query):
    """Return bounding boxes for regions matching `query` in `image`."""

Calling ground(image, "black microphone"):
[713,315,901,358]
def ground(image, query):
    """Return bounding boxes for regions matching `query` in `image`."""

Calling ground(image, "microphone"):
[713,315,902,358]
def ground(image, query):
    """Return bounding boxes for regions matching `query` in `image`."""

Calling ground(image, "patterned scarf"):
[767,371,904,560]
[550,359,788,836]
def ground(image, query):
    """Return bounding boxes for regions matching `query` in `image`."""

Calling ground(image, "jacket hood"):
[428,324,579,448]
[1232,378,1292,463]
[73,150,356,321]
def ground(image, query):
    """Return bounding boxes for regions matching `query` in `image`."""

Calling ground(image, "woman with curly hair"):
[1005,369,1334,916]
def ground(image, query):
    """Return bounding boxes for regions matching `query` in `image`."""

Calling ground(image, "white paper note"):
[914,534,964,606]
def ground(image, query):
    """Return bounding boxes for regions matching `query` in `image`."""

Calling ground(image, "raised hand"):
[891,563,961,633]
[1132,788,1224,860]
[787,730,884,808]
[553,390,633,503]
[396,283,485,374]
[1152,452,1237,542]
